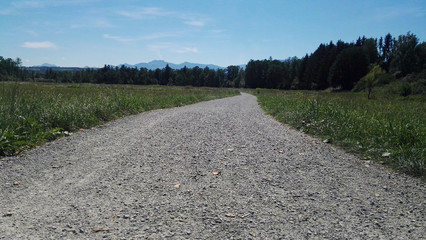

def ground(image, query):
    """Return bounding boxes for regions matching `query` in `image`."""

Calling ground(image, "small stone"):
[382,152,391,157]
[92,227,109,232]
[3,212,13,217]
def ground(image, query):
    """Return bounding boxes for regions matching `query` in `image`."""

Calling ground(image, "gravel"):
[0,93,425,239]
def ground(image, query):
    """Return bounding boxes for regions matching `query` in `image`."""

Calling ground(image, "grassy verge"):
[255,89,425,178]
[0,82,239,156]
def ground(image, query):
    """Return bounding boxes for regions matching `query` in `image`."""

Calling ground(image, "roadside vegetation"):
[0,82,239,156]
[256,89,425,177]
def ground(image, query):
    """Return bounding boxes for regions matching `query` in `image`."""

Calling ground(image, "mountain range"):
[26,60,250,71]
[120,60,225,70]
[31,60,229,70]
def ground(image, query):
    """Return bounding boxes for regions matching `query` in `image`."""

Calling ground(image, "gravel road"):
[1,93,425,239]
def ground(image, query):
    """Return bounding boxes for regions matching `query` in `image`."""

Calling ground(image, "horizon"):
[29,59,233,69]
[1,0,425,68]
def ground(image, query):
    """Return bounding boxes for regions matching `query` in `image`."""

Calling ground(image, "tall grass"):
[257,89,426,177]
[0,82,239,156]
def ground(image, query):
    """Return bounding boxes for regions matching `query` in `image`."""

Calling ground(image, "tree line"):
[246,32,425,90]
[0,58,244,88]
[1,32,425,91]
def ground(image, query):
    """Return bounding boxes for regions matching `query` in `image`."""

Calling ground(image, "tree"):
[391,32,420,75]
[191,66,203,86]
[226,65,240,87]
[282,57,300,89]
[154,68,162,84]
[379,33,394,72]
[216,69,226,87]
[244,60,258,88]
[266,60,284,89]
[175,66,190,86]
[415,42,426,72]
[328,47,369,90]
[162,64,173,85]
[297,54,309,89]
[359,64,384,99]
[362,38,378,64]
[202,67,218,87]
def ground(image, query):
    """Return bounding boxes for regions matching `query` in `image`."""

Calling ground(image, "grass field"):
[256,89,426,177]
[0,82,239,156]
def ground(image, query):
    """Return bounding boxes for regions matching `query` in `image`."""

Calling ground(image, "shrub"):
[400,82,412,97]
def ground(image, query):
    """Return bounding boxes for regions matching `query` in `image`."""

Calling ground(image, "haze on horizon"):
[1,0,425,68]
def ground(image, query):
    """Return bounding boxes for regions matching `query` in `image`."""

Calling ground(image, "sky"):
[1,0,425,68]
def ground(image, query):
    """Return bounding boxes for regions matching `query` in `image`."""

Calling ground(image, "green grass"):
[256,89,426,178]
[0,82,239,156]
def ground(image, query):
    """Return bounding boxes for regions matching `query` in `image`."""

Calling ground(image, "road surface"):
[1,93,424,239]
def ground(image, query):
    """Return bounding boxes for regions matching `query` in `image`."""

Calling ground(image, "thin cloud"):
[22,41,57,49]
[15,0,101,8]
[12,1,45,9]
[94,19,114,28]
[26,30,40,37]
[118,7,172,19]
[184,20,205,27]
[173,47,199,54]
[148,43,172,51]
[142,32,181,40]
[118,7,208,28]
[375,7,425,20]
[102,34,134,42]
[0,9,13,15]
[3,0,101,15]
[72,19,114,29]
[211,29,225,34]
[103,32,181,42]
[1,1,45,15]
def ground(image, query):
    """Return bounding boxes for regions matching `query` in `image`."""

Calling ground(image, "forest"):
[1,32,425,94]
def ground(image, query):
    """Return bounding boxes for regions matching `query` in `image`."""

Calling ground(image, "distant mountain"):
[26,60,237,72]
[33,63,58,67]
[121,60,225,70]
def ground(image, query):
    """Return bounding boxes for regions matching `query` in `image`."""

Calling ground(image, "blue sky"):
[1,0,425,67]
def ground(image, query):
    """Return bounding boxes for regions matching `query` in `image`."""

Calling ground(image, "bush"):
[377,73,396,85]
[411,79,426,95]
[400,82,412,97]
